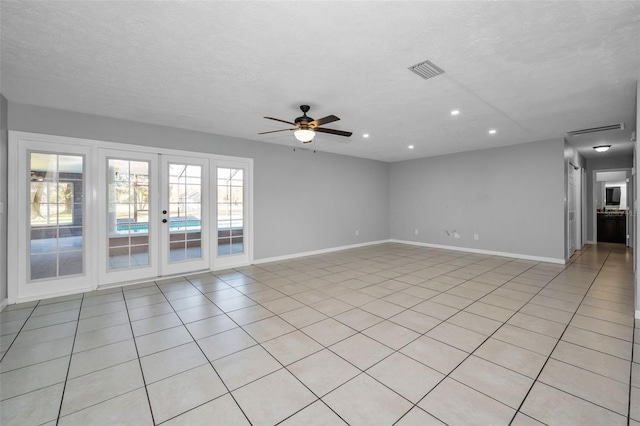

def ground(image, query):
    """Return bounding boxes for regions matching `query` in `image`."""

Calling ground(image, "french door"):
[9,132,252,303]
[98,150,210,285]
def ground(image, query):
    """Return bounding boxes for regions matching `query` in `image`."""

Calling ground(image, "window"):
[217,167,244,255]
[29,152,84,280]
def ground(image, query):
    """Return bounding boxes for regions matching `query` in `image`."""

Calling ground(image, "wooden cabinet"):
[597,212,626,243]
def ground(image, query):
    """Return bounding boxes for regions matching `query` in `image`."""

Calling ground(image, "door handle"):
[162,219,168,223]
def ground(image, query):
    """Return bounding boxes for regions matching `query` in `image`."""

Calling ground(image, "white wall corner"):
[0,298,8,312]
[635,310,640,320]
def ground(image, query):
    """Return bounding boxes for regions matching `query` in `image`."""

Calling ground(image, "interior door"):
[160,155,210,276]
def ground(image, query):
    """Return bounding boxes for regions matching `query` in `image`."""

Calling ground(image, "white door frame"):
[592,167,632,245]
[8,131,253,303]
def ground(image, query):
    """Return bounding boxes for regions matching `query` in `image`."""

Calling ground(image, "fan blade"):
[315,127,353,137]
[258,128,295,135]
[310,115,340,127]
[264,117,296,126]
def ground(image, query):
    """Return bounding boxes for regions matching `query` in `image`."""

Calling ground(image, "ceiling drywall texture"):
[1,1,639,162]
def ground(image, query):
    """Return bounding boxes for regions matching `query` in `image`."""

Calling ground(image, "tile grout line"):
[121,285,157,426]
[3,244,632,425]
[54,294,84,425]
[628,318,636,424]
[0,301,41,364]
[508,245,615,425]
[216,246,607,423]
[178,272,350,425]
[258,249,567,424]
[156,280,256,426]
[254,248,559,425]
[392,253,569,424]
[191,274,359,425]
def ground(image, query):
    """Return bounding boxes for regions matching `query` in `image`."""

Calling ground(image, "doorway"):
[594,169,631,245]
[97,150,211,285]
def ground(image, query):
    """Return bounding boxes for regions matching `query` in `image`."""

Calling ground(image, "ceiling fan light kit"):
[294,129,315,143]
[259,105,353,144]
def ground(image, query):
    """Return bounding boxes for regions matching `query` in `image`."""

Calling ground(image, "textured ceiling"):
[1,1,639,162]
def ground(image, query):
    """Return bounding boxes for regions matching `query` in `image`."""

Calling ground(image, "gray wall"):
[586,155,634,171]
[7,102,391,261]
[585,154,634,243]
[389,138,566,261]
[0,95,7,305]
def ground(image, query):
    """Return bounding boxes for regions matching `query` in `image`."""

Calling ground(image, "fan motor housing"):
[295,116,313,125]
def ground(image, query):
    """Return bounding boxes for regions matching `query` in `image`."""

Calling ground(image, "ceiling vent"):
[567,123,625,136]
[408,60,445,80]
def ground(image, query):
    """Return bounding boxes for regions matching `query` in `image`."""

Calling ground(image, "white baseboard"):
[389,239,566,264]
[254,238,565,265]
[0,298,8,312]
[254,239,392,265]
[586,240,597,245]
[11,285,95,305]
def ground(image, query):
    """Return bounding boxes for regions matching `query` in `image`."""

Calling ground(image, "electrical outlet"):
[414,229,419,236]
[355,230,359,236]
[474,234,479,240]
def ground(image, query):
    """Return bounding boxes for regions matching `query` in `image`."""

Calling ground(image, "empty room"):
[1,1,639,425]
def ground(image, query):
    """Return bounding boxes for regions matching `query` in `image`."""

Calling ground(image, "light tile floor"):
[0,242,637,425]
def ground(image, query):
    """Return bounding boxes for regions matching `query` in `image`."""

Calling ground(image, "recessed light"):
[488,129,497,134]
[363,133,369,138]
[593,145,611,152]
[408,145,415,149]
[451,110,460,116]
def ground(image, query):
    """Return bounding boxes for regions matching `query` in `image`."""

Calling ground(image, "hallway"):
[0,242,637,425]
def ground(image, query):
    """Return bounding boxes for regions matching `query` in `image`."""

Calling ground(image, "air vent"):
[408,60,445,80]
[567,123,625,136]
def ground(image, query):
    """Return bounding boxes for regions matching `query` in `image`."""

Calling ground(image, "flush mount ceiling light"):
[451,110,460,116]
[593,145,611,152]
[488,129,497,135]
[294,129,315,143]
[408,145,415,149]
[363,133,370,138]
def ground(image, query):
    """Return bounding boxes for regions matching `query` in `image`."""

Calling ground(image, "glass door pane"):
[217,167,244,256]
[29,152,84,281]
[107,159,151,270]
[168,163,203,262]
